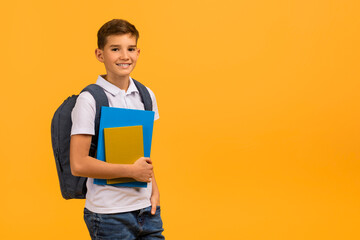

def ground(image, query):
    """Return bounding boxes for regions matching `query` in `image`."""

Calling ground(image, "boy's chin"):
[107,70,133,79]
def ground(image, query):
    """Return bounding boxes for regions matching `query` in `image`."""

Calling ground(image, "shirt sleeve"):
[146,87,160,121]
[71,91,96,136]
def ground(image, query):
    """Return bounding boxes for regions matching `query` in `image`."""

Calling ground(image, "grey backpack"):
[51,80,153,199]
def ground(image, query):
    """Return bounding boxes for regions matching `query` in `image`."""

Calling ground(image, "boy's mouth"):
[116,63,131,67]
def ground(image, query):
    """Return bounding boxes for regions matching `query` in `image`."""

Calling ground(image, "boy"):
[70,19,164,239]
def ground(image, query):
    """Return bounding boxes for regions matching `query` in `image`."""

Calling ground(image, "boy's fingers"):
[151,204,156,215]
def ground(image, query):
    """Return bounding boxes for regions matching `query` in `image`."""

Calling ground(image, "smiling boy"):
[70,19,164,239]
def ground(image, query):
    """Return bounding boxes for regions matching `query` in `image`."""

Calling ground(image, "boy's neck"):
[103,74,130,91]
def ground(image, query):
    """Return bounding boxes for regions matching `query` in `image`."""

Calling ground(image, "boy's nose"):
[119,50,129,60]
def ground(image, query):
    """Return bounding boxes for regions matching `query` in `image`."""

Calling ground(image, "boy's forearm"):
[150,171,161,209]
[71,155,135,179]
[151,171,160,195]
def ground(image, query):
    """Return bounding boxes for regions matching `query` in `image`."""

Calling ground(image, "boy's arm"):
[70,134,153,182]
[150,171,161,215]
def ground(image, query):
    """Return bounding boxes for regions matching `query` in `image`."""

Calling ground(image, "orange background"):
[1,0,360,239]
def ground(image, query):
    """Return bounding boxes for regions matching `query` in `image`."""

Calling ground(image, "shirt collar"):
[126,77,139,95]
[96,75,139,96]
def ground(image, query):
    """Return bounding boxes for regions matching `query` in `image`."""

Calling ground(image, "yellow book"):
[104,125,144,184]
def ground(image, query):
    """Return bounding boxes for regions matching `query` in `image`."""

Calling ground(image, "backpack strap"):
[133,79,153,111]
[81,84,109,156]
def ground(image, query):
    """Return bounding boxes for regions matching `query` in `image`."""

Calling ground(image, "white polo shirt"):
[71,75,159,214]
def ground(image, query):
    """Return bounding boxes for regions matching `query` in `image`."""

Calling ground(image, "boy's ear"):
[95,48,104,63]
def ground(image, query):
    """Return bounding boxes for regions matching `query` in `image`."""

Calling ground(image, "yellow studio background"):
[1,0,359,239]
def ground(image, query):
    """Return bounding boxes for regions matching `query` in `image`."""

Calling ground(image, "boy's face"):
[95,33,140,80]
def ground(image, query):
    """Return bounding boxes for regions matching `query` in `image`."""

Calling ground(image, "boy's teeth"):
[117,64,130,66]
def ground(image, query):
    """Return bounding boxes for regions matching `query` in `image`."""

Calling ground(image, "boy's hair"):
[97,19,139,49]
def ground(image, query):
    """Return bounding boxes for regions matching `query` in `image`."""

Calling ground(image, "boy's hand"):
[131,157,153,182]
[150,190,160,215]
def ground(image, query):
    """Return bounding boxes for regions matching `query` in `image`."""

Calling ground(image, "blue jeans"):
[84,206,165,240]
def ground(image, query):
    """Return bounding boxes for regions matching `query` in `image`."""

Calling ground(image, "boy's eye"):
[111,48,119,51]
[128,48,136,51]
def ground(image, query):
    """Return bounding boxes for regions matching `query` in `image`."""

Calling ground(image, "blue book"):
[93,106,155,187]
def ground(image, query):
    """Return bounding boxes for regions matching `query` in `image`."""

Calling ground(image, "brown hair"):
[97,19,139,49]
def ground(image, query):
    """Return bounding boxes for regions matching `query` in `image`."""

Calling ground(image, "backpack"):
[51,79,153,200]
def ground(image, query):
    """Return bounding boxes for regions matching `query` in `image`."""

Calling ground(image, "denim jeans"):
[84,206,165,240]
